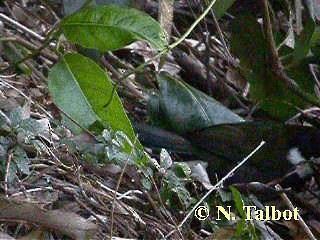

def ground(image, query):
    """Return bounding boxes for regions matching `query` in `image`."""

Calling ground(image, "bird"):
[134,121,320,186]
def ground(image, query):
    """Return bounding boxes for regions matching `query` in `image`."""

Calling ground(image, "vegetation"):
[0,0,319,239]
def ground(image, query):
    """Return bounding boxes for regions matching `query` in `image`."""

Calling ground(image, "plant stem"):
[169,0,217,49]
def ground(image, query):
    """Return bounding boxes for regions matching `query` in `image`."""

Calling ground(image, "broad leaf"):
[48,53,140,153]
[61,5,167,51]
[154,72,244,134]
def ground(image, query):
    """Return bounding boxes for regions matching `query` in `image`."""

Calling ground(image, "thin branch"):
[294,0,303,34]
[0,24,59,74]
[169,0,218,49]
[0,13,45,41]
[275,185,316,240]
[164,140,266,239]
[159,0,174,41]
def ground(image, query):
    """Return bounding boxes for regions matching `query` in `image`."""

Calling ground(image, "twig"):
[159,0,174,41]
[0,13,45,41]
[10,187,54,197]
[150,176,184,239]
[108,0,220,86]
[275,184,316,240]
[204,0,233,62]
[105,0,220,108]
[294,0,303,34]
[98,181,142,200]
[262,0,280,69]
[0,78,52,118]
[164,140,266,239]
[4,149,13,198]
[2,34,58,61]
[169,0,218,49]
[0,24,59,74]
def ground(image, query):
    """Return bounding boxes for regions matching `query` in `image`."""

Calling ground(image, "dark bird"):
[134,121,320,186]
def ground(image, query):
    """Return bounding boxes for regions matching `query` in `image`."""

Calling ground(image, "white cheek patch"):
[286,147,307,165]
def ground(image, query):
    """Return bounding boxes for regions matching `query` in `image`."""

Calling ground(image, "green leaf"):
[61,5,167,51]
[172,162,191,178]
[155,72,244,134]
[213,0,236,20]
[9,105,30,127]
[13,147,30,175]
[230,186,246,219]
[48,53,143,156]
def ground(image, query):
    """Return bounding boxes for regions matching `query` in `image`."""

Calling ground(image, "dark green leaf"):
[13,147,30,175]
[230,186,246,219]
[61,5,167,51]
[213,0,236,20]
[172,162,191,178]
[155,72,244,134]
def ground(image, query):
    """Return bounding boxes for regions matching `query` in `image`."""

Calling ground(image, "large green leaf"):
[48,53,139,152]
[230,15,316,119]
[61,5,167,51]
[154,72,244,134]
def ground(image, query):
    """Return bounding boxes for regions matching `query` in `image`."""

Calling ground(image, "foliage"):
[61,5,167,51]
[48,53,145,159]
[0,105,50,184]
[1,0,320,239]
[149,72,244,134]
